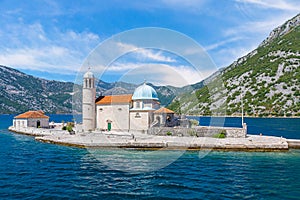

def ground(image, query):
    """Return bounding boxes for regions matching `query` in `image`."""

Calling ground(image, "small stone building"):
[13,110,49,128]
[153,107,175,127]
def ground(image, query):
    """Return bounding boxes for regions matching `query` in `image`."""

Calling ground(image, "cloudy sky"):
[0,0,299,86]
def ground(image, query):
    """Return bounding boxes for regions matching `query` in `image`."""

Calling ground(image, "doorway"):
[37,120,41,128]
[107,122,111,131]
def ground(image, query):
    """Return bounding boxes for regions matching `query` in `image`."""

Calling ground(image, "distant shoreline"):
[186,115,300,119]
[1,113,300,119]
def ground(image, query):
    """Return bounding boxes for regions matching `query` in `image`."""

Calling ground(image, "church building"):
[82,70,175,132]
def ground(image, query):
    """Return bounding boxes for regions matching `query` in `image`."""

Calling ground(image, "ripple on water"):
[1,130,300,199]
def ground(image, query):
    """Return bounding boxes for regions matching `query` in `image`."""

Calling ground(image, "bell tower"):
[82,69,96,131]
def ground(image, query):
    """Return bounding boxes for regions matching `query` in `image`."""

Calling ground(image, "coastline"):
[7,126,299,152]
[1,113,300,119]
[186,115,300,119]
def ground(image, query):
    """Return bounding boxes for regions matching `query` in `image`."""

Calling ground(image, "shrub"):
[188,130,197,137]
[67,122,74,127]
[213,130,226,138]
[190,119,199,127]
[66,125,73,132]
[166,131,172,136]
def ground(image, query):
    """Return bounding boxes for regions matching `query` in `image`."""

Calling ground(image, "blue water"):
[1,115,300,199]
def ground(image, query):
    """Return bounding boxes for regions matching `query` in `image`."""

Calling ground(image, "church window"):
[118,108,122,111]
[99,108,103,111]
[135,113,141,118]
[136,102,140,108]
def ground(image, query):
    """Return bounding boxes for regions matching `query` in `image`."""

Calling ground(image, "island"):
[8,70,300,151]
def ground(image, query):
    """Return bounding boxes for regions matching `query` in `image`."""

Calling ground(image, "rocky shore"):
[8,126,297,151]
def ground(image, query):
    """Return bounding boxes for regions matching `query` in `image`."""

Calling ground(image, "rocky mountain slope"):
[0,65,185,114]
[168,14,300,117]
[0,65,76,114]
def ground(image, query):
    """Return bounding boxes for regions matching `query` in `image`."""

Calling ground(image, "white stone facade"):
[82,71,174,132]
[82,71,96,131]
[130,111,152,131]
[96,104,130,131]
[13,117,49,128]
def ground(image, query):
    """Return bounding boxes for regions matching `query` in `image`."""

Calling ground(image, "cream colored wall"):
[13,119,28,128]
[14,118,49,128]
[130,111,150,131]
[96,104,130,131]
[82,87,96,131]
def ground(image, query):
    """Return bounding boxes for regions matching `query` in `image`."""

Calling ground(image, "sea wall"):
[8,126,66,136]
[148,124,247,138]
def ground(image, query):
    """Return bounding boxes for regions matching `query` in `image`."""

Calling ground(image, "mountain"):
[0,65,76,114]
[168,14,300,117]
[0,65,183,114]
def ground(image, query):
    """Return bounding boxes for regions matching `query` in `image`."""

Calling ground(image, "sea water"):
[0,115,300,199]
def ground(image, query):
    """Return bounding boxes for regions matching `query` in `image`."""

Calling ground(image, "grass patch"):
[213,130,226,138]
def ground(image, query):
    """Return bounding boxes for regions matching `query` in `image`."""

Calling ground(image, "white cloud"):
[212,8,300,68]
[0,22,100,74]
[235,0,300,11]
[115,42,176,62]
[204,36,244,51]
[223,16,292,38]
[212,44,258,68]
[102,62,213,87]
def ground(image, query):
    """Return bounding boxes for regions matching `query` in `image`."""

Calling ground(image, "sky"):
[0,0,299,87]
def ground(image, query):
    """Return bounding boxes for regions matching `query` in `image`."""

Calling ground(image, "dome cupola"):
[132,82,159,100]
[84,71,94,78]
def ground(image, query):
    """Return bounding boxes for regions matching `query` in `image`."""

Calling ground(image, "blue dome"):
[132,83,159,100]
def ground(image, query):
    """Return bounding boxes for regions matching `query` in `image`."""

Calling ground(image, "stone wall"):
[96,104,130,131]
[147,124,247,138]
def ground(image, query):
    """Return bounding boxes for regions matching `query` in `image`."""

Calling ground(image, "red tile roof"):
[154,107,175,114]
[96,95,132,105]
[14,110,49,119]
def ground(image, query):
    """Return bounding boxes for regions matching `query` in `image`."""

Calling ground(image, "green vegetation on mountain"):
[0,65,75,114]
[168,14,300,117]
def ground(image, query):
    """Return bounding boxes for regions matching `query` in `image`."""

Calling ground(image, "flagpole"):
[241,93,244,126]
